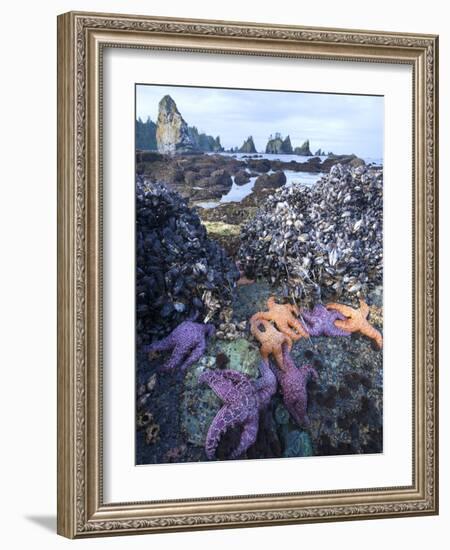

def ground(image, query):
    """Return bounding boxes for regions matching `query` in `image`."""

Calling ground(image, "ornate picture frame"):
[57,11,439,538]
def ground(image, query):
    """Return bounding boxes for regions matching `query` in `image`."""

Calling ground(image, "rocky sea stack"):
[238,163,383,301]
[239,136,257,154]
[136,178,239,347]
[156,95,197,154]
[294,139,313,156]
[265,133,293,154]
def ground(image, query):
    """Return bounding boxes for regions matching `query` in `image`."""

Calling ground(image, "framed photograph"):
[57,11,439,538]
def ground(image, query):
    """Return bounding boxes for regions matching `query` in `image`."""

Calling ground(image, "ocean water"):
[196,152,383,208]
[197,171,323,209]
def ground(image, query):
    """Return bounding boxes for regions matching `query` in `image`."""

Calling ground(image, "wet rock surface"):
[136,279,382,464]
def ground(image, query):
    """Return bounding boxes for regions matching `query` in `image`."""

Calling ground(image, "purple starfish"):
[272,345,318,427]
[143,320,215,372]
[300,304,350,337]
[199,360,277,460]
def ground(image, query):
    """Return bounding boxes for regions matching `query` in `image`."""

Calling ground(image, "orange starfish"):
[326,299,383,349]
[251,297,309,341]
[250,317,292,371]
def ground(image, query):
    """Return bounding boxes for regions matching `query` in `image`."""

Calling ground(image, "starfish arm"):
[359,299,370,318]
[268,359,282,382]
[254,362,277,408]
[267,296,276,309]
[250,312,271,324]
[158,345,185,371]
[303,365,319,383]
[280,342,296,370]
[142,335,173,354]
[300,317,320,336]
[329,309,346,322]
[334,318,358,332]
[230,415,259,459]
[361,324,383,349]
[221,369,249,385]
[326,323,351,337]
[299,309,315,324]
[275,319,303,341]
[287,317,309,338]
[326,302,355,318]
[272,346,286,371]
[260,343,272,364]
[285,396,307,427]
[374,331,383,349]
[177,341,205,372]
[204,406,231,460]
[199,371,241,403]
[284,335,293,351]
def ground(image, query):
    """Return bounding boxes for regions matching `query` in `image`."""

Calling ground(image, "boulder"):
[253,170,286,191]
[321,154,365,172]
[210,169,233,188]
[234,170,251,185]
[246,158,271,173]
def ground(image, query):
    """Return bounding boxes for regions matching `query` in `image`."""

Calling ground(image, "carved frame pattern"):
[57,11,438,538]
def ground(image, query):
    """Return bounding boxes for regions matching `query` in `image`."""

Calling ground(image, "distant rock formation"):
[314,148,325,156]
[281,135,293,154]
[188,127,224,152]
[156,95,197,154]
[239,136,257,154]
[294,140,312,156]
[265,133,293,154]
[213,136,224,152]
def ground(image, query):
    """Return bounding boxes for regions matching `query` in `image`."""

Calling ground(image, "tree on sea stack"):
[156,95,198,154]
[239,136,257,154]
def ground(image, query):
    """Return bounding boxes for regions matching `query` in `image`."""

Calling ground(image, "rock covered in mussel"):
[136,178,239,345]
[238,164,383,301]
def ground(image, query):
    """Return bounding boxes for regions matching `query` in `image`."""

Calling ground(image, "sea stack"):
[239,136,257,154]
[294,139,313,156]
[156,95,197,154]
[265,133,293,154]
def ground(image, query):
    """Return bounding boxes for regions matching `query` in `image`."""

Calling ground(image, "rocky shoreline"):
[136,279,383,464]
[136,150,367,204]
[135,91,384,466]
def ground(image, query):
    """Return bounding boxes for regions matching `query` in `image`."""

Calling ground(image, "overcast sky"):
[136,84,384,159]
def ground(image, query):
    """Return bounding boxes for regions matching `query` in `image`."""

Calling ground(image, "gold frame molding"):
[57,11,439,538]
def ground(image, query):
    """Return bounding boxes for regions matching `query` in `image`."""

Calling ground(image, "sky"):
[136,84,384,159]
